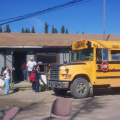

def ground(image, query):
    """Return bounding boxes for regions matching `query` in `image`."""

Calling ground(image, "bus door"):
[95,48,120,87]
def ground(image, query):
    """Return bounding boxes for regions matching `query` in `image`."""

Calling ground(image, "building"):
[0,33,120,84]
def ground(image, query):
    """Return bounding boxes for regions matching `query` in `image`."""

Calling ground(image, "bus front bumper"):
[47,81,69,89]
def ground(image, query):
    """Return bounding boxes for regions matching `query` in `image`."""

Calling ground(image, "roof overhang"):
[42,46,70,48]
[0,46,43,48]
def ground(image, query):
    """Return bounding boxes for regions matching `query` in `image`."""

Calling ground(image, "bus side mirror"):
[63,60,67,65]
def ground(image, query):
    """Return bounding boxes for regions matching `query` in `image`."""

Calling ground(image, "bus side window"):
[111,50,120,61]
[96,49,109,61]
[102,49,109,61]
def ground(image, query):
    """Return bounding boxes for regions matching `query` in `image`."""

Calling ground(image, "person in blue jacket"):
[35,65,40,93]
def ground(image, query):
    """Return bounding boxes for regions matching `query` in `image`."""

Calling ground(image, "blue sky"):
[0,0,120,35]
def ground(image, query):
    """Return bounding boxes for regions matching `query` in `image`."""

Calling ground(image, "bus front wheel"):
[70,77,90,99]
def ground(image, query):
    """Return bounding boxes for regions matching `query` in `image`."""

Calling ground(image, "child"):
[29,66,36,90]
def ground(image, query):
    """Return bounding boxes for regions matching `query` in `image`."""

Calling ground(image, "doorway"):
[13,52,26,83]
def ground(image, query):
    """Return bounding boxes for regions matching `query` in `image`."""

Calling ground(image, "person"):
[21,61,26,81]
[29,66,36,91]
[35,65,40,93]
[26,57,37,80]
[2,66,10,95]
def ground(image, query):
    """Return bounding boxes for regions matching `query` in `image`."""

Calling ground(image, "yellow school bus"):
[48,40,120,99]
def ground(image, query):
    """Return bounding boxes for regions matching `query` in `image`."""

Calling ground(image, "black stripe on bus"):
[96,69,120,72]
[67,63,86,65]
[96,61,120,64]
[96,76,120,79]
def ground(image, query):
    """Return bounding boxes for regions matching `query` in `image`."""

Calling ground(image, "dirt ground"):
[1,88,120,120]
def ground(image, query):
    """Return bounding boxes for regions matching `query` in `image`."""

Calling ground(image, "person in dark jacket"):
[35,65,40,93]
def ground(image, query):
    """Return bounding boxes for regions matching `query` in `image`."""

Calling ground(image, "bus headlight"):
[63,74,71,79]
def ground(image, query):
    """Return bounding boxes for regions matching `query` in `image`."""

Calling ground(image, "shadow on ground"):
[51,88,120,98]
[50,88,120,119]
[9,88,20,95]
[93,88,120,96]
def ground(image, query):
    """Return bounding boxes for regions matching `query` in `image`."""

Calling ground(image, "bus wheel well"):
[72,74,90,83]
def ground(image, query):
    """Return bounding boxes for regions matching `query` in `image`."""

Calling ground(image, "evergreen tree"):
[66,29,68,34]
[21,28,24,33]
[61,25,65,34]
[52,25,54,33]
[4,27,6,33]
[5,24,11,33]
[25,28,28,33]
[31,26,35,33]
[45,22,49,33]
[0,26,2,32]
[27,28,30,33]
[54,28,58,33]
[52,25,58,33]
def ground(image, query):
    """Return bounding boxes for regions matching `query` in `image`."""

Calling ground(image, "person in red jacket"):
[29,70,35,82]
[29,66,36,90]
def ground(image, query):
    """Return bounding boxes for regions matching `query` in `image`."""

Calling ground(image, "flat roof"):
[0,33,120,48]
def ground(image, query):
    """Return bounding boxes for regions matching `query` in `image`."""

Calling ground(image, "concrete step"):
[10,81,32,90]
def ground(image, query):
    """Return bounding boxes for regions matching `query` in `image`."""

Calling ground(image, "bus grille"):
[50,67,59,80]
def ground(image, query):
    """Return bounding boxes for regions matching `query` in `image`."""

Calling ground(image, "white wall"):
[6,51,12,70]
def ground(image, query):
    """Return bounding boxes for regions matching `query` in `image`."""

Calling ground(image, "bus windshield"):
[71,48,93,62]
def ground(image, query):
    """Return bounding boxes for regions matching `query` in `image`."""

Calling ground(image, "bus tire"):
[70,77,90,99]
[53,88,67,96]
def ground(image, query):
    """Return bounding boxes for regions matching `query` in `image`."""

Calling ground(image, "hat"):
[30,57,33,60]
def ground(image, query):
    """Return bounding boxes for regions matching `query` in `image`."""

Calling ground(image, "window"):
[36,52,57,74]
[71,51,79,62]
[37,53,57,64]
[96,49,109,61]
[111,50,120,61]
[39,64,45,72]
[102,49,109,61]
[71,49,93,62]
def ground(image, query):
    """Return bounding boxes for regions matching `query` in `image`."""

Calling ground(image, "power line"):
[0,0,83,22]
[0,0,91,25]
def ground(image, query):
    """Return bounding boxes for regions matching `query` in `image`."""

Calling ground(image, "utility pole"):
[103,0,105,40]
